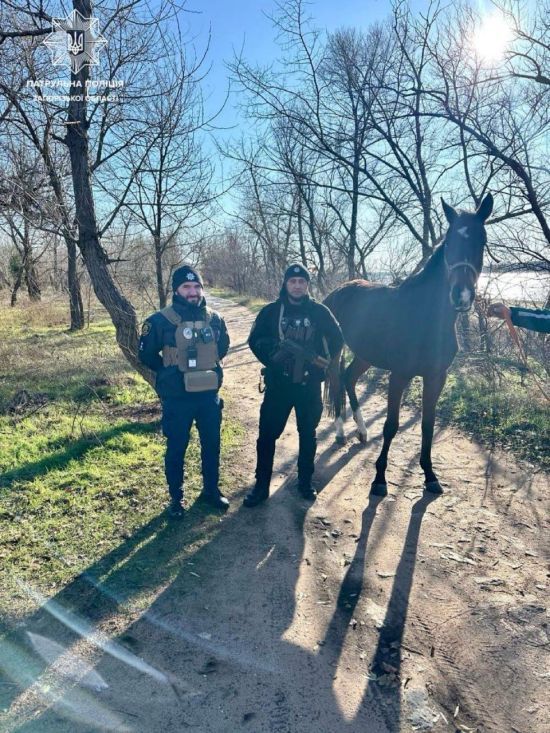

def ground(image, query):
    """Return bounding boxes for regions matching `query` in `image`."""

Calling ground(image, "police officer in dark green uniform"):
[139,265,230,516]
[244,264,343,507]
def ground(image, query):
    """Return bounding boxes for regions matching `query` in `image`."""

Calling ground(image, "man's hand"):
[274,339,329,368]
[487,302,511,320]
[271,342,292,364]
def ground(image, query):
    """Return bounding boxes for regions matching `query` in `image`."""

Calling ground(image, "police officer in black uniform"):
[139,265,230,516]
[244,264,343,507]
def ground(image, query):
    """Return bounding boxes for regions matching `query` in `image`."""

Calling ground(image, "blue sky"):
[184,0,399,128]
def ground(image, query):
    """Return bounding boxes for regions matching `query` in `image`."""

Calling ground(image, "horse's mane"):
[399,241,446,290]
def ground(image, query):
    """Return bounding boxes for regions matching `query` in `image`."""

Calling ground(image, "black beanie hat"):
[283,262,310,284]
[172,265,203,291]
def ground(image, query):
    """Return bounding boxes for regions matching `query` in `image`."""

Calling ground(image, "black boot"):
[243,485,269,508]
[298,482,317,501]
[168,499,185,518]
[198,491,230,511]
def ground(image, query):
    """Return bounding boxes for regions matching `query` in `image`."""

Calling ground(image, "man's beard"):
[288,293,305,303]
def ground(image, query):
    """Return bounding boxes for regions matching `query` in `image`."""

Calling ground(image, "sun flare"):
[472,12,513,63]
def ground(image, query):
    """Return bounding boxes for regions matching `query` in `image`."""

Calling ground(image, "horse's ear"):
[441,197,456,225]
[476,193,494,222]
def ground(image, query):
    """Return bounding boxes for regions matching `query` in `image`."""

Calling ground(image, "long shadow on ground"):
[1,480,392,732]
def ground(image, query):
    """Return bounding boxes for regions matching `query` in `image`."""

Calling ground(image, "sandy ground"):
[3,296,548,733]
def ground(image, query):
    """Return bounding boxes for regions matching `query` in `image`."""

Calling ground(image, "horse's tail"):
[323,348,346,418]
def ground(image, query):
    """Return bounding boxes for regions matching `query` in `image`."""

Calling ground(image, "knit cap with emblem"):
[172,265,203,291]
[283,263,310,284]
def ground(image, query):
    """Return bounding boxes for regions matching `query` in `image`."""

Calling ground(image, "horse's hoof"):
[335,435,346,446]
[370,482,388,497]
[356,431,368,444]
[424,480,443,495]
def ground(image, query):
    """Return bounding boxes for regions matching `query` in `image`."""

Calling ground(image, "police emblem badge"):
[141,322,151,336]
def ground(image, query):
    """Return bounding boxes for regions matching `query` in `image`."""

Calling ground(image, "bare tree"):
[0,0,214,373]
[423,2,549,251]
[119,46,214,307]
[0,146,59,303]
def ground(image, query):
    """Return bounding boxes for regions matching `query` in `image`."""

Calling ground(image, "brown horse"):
[324,193,493,496]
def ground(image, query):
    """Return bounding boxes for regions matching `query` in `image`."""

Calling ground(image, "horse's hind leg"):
[372,372,411,496]
[420,370,447,494]
[324,350,347,444]
[346,357,370,443]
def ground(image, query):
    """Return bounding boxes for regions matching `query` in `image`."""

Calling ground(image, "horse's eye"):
[457,226,469,238]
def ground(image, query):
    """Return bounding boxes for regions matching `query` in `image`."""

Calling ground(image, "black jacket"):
[248,294,343,384]
[139,294,230,398]
[510,306,550,334]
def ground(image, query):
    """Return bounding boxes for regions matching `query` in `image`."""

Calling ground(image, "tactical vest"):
[277,303,330,383]
[278,303,329,356]
[160,306,220,392]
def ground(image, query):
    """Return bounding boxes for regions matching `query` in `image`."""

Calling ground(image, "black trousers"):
[255,379,323,491]
[161,393,222,502]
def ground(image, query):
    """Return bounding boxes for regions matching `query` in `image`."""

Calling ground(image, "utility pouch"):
[187,346,198,369]
[184,370,219,392]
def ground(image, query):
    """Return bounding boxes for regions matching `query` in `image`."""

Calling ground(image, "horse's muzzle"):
[450,284,475,312]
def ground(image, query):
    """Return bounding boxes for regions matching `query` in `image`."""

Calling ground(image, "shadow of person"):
[323,494,385,642]
[0,505,239,724]
[363,492,441,731]
[2,475,392,732]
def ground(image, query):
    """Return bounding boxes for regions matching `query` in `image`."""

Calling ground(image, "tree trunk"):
[154,234,166,308]
[67,236,84,330]
[296,197,307,266]
[457,312,471,352]
[65,0,152,382]
[23,220,41,301]
[25,264,41,301]
[348,158,360,279]
[52,237,59,289]
[10,269,22,306]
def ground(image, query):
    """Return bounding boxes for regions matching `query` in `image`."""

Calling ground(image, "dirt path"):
[7,297,548,733]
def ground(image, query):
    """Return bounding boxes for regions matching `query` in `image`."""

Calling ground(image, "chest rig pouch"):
[277,304,329,384]
[161,307,220,392]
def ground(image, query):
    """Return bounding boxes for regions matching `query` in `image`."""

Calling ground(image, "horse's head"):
[441,193,493,312]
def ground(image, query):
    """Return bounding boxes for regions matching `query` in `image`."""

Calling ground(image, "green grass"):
[0,295,244,621]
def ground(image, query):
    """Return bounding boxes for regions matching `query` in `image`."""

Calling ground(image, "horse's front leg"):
[371,372,411,496]
[420,370,447,494]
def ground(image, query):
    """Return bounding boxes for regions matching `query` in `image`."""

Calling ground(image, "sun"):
[472,12,513,63]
